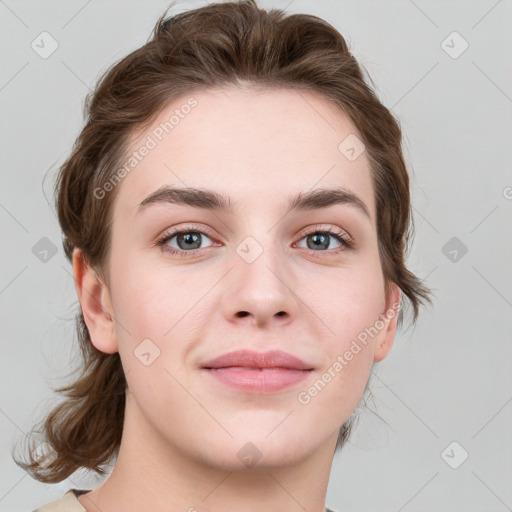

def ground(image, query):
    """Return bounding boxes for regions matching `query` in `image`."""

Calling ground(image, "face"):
[78,86,400,471]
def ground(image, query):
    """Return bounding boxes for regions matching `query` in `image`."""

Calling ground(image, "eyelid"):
[155,223,354,256]
[295,223,353,243]
[293,224,354,253]
[156,224,218,247]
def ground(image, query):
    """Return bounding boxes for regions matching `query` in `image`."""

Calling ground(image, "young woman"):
[15,1,431,510]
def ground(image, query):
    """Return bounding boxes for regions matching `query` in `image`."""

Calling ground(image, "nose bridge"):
[238,229,287,291]
[222,227,298,326]
[232,207,284,272]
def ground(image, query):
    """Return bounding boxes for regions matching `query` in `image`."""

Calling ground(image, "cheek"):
[295,300,376,429]
[307,264,384,391]
[110,256,201,337]
[108,264,190,405]
[310,266,385,341]
[108,258,212,388]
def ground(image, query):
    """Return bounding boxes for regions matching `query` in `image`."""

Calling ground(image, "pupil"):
[309,233,328,250]
[179,232,201,250]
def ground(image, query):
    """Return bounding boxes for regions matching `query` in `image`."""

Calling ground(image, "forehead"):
[114,86,375,220]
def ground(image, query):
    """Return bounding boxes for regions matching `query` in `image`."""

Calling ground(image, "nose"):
[220,241,299,328]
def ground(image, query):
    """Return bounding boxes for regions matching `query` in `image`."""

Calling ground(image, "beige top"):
[33,489,88,511]
[33,489,338,511]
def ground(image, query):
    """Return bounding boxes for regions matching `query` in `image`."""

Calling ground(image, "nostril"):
[237,311,250,318]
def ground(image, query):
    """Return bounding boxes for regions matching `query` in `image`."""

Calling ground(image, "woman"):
[15,1,431,510]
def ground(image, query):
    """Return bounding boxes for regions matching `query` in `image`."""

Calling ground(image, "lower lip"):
[202,367,311,393]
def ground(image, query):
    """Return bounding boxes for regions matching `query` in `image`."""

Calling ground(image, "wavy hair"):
[13,0,432,482]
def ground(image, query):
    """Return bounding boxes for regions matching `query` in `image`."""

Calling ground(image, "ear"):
[373,283,401,363]
[72,248,118,354]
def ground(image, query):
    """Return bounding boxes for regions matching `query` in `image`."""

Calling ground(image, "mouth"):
[200,349,314,393]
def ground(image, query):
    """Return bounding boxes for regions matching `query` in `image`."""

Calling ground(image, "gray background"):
[1,0,511,510]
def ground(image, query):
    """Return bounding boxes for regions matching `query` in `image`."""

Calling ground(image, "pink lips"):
[201,349,313,393]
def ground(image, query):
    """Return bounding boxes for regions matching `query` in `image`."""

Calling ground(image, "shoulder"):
[32,489,89,512]
[32,492,338,512]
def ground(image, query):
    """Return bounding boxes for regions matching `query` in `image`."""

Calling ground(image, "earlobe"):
[373,284,401,363]
[72,248,118,354]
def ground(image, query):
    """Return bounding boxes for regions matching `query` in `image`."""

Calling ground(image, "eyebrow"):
[137,185,371,220]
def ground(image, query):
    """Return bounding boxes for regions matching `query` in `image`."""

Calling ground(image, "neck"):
[77,391,338,512]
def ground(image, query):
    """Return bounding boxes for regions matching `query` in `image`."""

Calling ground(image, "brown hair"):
[13,0,432,483]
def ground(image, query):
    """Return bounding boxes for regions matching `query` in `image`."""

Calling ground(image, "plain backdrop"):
[1,1,511,511]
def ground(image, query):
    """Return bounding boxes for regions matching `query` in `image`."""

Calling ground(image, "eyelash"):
[155,224,354,258]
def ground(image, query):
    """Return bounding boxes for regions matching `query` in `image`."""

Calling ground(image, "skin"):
[73,86,400,512]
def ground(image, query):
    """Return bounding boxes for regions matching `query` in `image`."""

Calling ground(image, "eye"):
[295,227,353,253]
[155,224,353,258]
[156,226,215,257]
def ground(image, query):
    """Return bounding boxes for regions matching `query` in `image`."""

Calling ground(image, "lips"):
[200,349,314,393]
[201,349,313,371]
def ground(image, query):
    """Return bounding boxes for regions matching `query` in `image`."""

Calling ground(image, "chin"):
[193,428,321,472]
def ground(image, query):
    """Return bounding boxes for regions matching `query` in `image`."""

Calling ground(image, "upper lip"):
[201,349,313,370]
